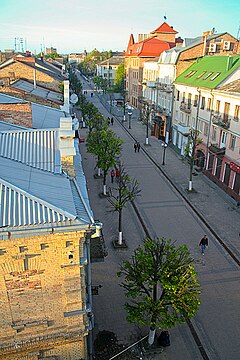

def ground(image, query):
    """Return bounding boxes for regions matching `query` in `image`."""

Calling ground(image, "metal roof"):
[0,128,61,173]
[0,120,27,131]
[31,103,66,128]
[12,80,62,103]
[0,93,66,129]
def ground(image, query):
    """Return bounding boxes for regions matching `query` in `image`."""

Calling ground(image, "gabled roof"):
[151,22,178,34]
[216,79,240,93]
[175,56,240,89]
[126,37,171,57]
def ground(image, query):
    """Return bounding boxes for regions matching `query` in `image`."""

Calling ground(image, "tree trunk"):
[103,171,107,195]
[148,284,158,345]
[118,210,122,245]
[148,326,156,345]
[97,167,101,177]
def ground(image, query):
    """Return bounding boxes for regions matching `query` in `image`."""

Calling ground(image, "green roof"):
[175,56,240,89]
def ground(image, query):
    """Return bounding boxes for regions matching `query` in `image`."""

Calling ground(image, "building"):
[0,53,65,92]
[96,56,124,87]
[46,47,57,55]
[142,31,240,143]
[0,88,100,358]
[125,22,180,109]
[172,55,240,200]
[68,53,87,65]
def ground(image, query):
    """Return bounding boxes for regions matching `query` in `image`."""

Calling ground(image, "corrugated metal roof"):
[0,120,27,131]
[0,178,76,227]
[0,156,77,218]
[0,93,26,104]
[0,129,61,173]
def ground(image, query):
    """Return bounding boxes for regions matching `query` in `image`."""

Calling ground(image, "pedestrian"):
[137,142,140,152]
[111,169,115,183]
[199,235,208,255]
[91,92,93,97]
[134,142,137,152]
[116,168,120,180]
[111,117,114,125]
[107,117,110,126]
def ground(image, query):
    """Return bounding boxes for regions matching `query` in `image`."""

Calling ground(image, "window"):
[201,97,205,109]
[212,126,217,141]
[234,105,240,121]
[221,131,227,145]
[207,98,211,111]
[180,112,184,123]
[182,92,185,103]
[175,110,178,120]
[194,95,198,107]
[216,100,220,114]
[204,123,209,136]
[198,120,203,132]
[229,135,236,150]
[176,90,180,101]
[185,70,197,78]
[192,117,196,128]
[186,115,190,126]
[188,93,192,106]
[210,72,221,81]
[196,71,206,79]
[19,246,27,253]
[203,72,214,80]
[223,102,230,122]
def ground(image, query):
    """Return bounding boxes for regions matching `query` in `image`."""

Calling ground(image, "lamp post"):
[162,143,167,165]
[128,110,132,129]
[145,104,150,145]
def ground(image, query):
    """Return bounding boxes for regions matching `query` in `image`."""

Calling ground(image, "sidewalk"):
[77,76,240,360]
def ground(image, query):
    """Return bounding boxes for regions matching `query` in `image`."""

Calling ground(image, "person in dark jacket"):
[199,235,208,255]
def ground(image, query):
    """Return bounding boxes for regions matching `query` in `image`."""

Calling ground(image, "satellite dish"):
[70,93,78,104]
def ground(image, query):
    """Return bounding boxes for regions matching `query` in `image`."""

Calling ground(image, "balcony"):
[180,102,192,114]
[146,81,157,88]
[178,123,190,135]
[212,113,230,129]
[209,143,225,156]
[158,107,170,116]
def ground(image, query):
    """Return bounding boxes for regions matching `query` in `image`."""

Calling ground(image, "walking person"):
[137,142,141,152]
[199,235,208,255]
[111,169,115,183]
[115,168,120,181]
[111,117,114,126]
[134,142,137,153]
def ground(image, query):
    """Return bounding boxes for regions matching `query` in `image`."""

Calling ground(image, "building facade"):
[96,56,124,87]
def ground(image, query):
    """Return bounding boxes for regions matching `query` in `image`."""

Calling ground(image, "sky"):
[0,0,239,54]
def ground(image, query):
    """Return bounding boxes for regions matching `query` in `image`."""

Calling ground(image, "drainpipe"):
[166,83,175,144]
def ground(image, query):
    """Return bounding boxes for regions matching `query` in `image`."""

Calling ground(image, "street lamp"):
[128,110,132,129]
[162,143,167,165]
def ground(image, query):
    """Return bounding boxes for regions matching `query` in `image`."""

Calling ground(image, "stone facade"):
[0,102,33,128]
[0,230,88,359]
[0,62,61,92]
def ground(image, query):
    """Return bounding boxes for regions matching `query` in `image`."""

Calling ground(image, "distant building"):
[96,56,124,87]
[46,46,57,55]
[68,53,86,65]
[125,22,181,109]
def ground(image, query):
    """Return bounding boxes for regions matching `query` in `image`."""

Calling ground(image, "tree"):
[86,129,123,194]
[117,237,201,345]
[113,63,124,93]
[184,129,203,191]
[108,164,141,245]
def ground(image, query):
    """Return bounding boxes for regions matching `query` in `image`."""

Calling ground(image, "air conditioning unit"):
[209,43,217,53]
[223,41,231,51]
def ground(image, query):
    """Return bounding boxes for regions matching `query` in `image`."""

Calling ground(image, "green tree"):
[184,129,203,191]
[86,129,123,195]
[118,237,201,345]
[113,62,124,92]
[108,164,141,245]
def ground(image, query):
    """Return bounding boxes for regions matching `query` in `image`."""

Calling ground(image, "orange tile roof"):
[151,22,178,34]
[126,37,171,57]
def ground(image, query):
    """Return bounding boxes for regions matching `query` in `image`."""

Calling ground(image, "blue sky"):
[0,0,239,54]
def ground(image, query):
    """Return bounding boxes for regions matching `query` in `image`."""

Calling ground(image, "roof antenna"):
[164,15,167,21]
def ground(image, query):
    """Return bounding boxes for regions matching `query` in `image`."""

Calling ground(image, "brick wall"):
[61,155,76,177]
[0,102,33,128]
[0,230,88,359]
[0,62,61,92]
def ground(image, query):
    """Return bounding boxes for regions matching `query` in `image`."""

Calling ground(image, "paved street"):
[76,73,240,360]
